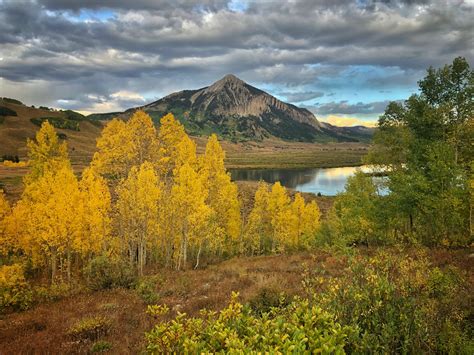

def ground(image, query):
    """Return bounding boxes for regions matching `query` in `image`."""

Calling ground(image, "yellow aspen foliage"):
[92,111,158,179]
[171,163,211,270]
[291,193,321,249]
[201,134,241,252]
[116,162,161,276]
[244,182,271,254]
[174,135,198,173]
[92,118,133,178]
[25,121,69,183]
[3,200,28,256]
[290,193,306,248]
[267,182,292,252]
[20,166,81,282]
[0,190,11,255]
[301,200,321,247]
[157,113,187,176]
[76,168,112,257]
[127,110,160,167]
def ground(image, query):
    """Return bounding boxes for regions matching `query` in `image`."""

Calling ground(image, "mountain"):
[90,74,374,143]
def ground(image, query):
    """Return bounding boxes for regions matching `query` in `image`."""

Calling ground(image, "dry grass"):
[1,248,472,354]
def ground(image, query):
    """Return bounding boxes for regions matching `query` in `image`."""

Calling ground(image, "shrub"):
[1,154,20,163]
[0,264,33,312]
[63,110,85,121]
[30,117,80,131]
[307,249,472,353]
[248,287,288,315]
[33,282,75,303]
[0,106,17,117]
[135,275,161,304]
[1,97,23,105]
[145,292,355,353]
[91,340,113,352]
[68,316,112,342]
[83,256,136,291]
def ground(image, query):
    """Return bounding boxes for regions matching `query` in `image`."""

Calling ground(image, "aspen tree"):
[0,190,11,255]
[25,121,69,183]
[76,168,112,258]
[157,113,187,177]
[116,162,161,276]
[171,163,210,270]
[127,110,159,168]
[301,200,321,247]
[92,111,158,179]
[201,135,241,254]
[21,166,81,282]
[245,182,271,254]
[290,193,306,249]
[91,118,132,179]
[268,182,292,252]
[290,194,321,249]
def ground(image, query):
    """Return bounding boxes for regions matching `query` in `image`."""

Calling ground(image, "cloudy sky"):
[0,0,472,126]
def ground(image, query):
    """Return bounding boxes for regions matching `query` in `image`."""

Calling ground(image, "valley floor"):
[1,248,472,354]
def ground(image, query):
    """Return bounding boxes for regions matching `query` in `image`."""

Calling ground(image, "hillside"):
[90,75,374,143]
[0,98,103,162]
[0,98,369,173]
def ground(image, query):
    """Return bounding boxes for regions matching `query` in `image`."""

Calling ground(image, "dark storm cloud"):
[0,0,472,112]
[280,91,325,103]
[311,100,396,115]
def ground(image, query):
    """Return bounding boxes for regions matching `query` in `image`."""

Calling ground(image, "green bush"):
[83,256,136,291]
[68,316,111,342]
[2,97,23,105]
[248,287,288,315]
[0,264,33,312]
[0,106,17,117]
[307,249,472,353]
[33,282,75,303]
[62,109,85,121]
[30,117,80,131]
[145,292,355,353]
[1,155,19,163]
[135,275,161,304]
[91,340,113,352]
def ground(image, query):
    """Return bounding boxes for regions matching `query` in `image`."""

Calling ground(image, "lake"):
[230,166,375,196]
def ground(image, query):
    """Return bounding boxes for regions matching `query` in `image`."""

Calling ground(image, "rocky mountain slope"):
[91,74,374,143]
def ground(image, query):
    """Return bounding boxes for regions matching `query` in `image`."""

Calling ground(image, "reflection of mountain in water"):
[230,166,368,196]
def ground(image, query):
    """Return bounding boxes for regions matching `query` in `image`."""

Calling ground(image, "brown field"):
[1,248,472,354]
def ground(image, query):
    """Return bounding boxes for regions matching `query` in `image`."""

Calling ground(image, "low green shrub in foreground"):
[68,316,112,342]
[145,292,355,353]
[145,249,473,354]
[307,249,473,354]
[83,256,136,291]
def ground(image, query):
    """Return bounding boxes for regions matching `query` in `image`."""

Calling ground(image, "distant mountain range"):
[89,74,374,143]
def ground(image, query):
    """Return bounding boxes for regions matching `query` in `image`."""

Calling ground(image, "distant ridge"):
[90,74,374,143]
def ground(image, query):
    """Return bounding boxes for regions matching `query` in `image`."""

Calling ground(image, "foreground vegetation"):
[1,249,472,353]
[0,58,472,353]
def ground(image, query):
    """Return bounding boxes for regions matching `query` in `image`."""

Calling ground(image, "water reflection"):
[230,166,376,196]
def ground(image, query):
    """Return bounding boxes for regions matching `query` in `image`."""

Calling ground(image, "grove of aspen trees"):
[0,111,320,285]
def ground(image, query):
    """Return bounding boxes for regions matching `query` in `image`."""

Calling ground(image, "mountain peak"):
[220,74,244,83]
[205,74,246,93]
